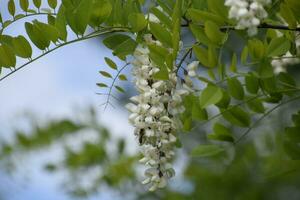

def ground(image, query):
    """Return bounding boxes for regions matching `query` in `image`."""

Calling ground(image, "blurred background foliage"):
[1,101,300,200]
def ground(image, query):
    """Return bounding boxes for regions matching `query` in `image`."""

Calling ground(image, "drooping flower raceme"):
[225,0,271,36]
[126,35,193,191]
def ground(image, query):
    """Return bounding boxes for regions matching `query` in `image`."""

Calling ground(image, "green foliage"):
[33,0,41,9]
[11,36,32,58]
[191,144,224,157]
[128,13,147,32]
[284,111,300,159]
[8,0,15,17]
[208,123,234,142]
[222,106,251,127]
[0,44,16,68]
[267,36,291,57]
[200,84,223,108]
[64,0,93,35]
[0,0,300,196]
[89,0,112,28]
[19,0,29,12]
[103,34,137,59]
[204,21,225,45]
[227,77,244,100]
[149,22,173,47]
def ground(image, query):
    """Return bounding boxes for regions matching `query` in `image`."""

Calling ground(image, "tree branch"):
[0,27,129,82]
[0,12,56,34]
[235,95,300,144]
[181,22,300,32]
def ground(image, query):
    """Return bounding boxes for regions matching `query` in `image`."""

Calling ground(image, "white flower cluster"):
[126,35,195,191]
[225,0,271,36]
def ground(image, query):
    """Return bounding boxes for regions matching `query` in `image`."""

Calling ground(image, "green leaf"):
[193,46,210,67]
[104,57,117,70]
[55,5,68,41]
[191,144,224,157]
[156,0,172,16]
[118,74,127,81]
[0,44,16,68]
[208,123,234,142]
[260,77,277,94]
[230,53,237,73]
[20,0,29,12]
[149,22,173,47]
[112,37,137,58]
[48,0,57,9]
[207,0,228,19]
[204,21,224,45]
[190,95,208,121]
[222,106,251,127]
[11,36,32,58]
[25,22,50,50]
[182,116,192,132]
[278,72,297,95]
[65,0,93,35]
[258,60,273,78]
[248,39,265,60]
[208,45,218,67]
[115,85,125,93]
[96,83,108,87]
[33,0,41,9]
[151,7,172,29]
[216,90,231,109]
[128,13,147,32]
[245,73,259,94]
[89,0,112,28]
[47,14,56,26]
[189,24,211,46]
[187,8,224,25]
[8,0,15,16]
[241,47,248,65]
[267,37,291,57]
[280,3,297,28]
[33,21,60,43]
[227,77,244,100]
[148,44,169,80]
[247,97,265,113]
[103,34,132,50]
[99,71,112,78]
[200,85,223,108]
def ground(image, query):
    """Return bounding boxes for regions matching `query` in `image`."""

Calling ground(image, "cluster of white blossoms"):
[126,34,195,191]
[225,0,271,36]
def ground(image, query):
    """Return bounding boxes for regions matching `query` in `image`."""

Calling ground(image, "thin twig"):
[0,12,56,34]
[0,27,129,82]
[234,95,300,144]
[176,47,193,74]
[181,22,300,32]
[103,62,130,110]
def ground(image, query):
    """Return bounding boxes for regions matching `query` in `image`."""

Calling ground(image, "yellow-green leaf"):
[128,13,147,32]
[11,36,32,58]
[99,71,112,78]
[104,57,117,70]
[8,0,15,16]
[118,74,127,81]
